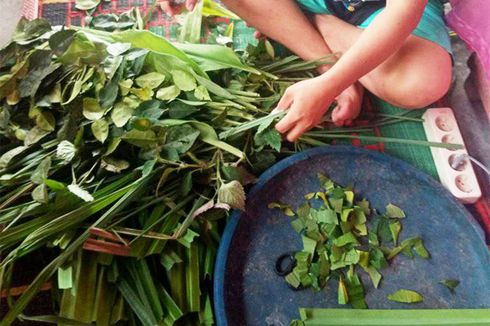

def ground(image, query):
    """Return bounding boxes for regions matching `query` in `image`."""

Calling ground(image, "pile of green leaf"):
[0,14,344,325]
[270,173,430,309]
[0,6,463,325]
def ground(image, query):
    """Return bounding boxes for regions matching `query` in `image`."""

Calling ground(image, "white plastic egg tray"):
[422,108,482,204]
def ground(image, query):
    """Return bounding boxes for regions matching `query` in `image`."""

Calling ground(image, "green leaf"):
[111,100,135,127]
[385,204,406,218]
[130,87,154,101]
[302,236,317,257]
[202,0,240,19]
[175,43,261,75]
[364,266,382,289]
[91,119,109,143]
[158,119,244,159]
[389,221,402,246]
[218,180,245,210]
[156,85,180,101]
[35,111,56,131]
[387,289,423,303]
[219,112,285,139]
[439,279,460,293]
[341,208,353,223]
[254,127,282,152]
[164,124,200,154]
[106,42,132,56]
[49,29,76,56]
[122,129,157,147]
[177,0,203,43]
[67,184,94,202]
[135,72,166,89]
[83,98,105,121]
[31,157,52,184]
[24,127,51,146]
[76,0,101,11]
[119,79,133,96]
[0,146,28,169]
[194,85,211,101]
[338,277,349,305]
[285,272,301,289]
[268,202,295,217]
[413,238,430,259]
[171,69,197,91]
[111,29,206,76]
[346,269,367,309]
[60,32,105,65]
[169,101,198,119]
[32,184,48,203]
[333,232,359,247]
[320,208,338,224]
[100,81,119,109]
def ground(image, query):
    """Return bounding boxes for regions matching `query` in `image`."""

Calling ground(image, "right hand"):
[160,0,197,16]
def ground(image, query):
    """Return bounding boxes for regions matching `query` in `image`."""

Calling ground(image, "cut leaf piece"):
[338,277,349,305]
[385,204,406,218]
[439,279,460,293]
[387,289,423,303]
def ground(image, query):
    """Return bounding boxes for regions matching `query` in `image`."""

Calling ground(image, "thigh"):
[362,34,452,108]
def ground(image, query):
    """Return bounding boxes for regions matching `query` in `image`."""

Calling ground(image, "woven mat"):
[36,0,490,243]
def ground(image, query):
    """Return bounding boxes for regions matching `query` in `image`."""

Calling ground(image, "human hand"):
[160,0,197,16]
[330,83,363,127]
[274,77,336,142]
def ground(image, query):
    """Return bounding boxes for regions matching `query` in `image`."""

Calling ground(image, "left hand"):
[274,77,335,142]
[160,0,197,16]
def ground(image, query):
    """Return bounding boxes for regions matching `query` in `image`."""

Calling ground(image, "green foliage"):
[271,174,431,309]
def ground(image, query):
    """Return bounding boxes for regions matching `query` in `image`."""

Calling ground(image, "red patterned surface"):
[38,0,180,38]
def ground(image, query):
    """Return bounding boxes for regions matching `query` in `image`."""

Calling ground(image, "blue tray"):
[214,146,490,326]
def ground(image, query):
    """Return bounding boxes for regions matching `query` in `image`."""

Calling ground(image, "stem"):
[303,133,464,150]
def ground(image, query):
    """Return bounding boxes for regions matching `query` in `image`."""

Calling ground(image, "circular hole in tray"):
[435,116,454,132]
[449,154,468,171]
[441,135,457,151]
[455,175,472,193]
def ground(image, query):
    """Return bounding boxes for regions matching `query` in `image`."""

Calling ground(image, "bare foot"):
[331,83,364,126]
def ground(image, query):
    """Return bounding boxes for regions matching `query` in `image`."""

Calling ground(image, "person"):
[161,0,453,142]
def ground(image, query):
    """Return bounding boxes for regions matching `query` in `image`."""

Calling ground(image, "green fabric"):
[374,99,438,179]
[297,0,452,53]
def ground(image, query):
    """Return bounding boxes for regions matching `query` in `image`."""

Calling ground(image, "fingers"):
[253,30,264,39]
[161,0,193,16]
[285,123,308,142]
[331,106,345,127]
[331,98,355,127]
[275,109,298,134]
[160,0,174,16]
[273,89,293,113]
[186,0,197,11]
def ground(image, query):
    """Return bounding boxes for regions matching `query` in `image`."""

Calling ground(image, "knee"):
[386,64,452,109]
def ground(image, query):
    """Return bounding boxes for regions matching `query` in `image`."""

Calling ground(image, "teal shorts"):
[297,0,452,54]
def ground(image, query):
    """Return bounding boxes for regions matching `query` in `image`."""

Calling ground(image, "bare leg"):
[221,0,334,66]
[221,0,452,123]
[312,14,452,109]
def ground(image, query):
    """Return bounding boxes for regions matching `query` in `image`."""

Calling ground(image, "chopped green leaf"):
[386,204,406,219]
[387,289,423,303]
[439,279,460,293]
